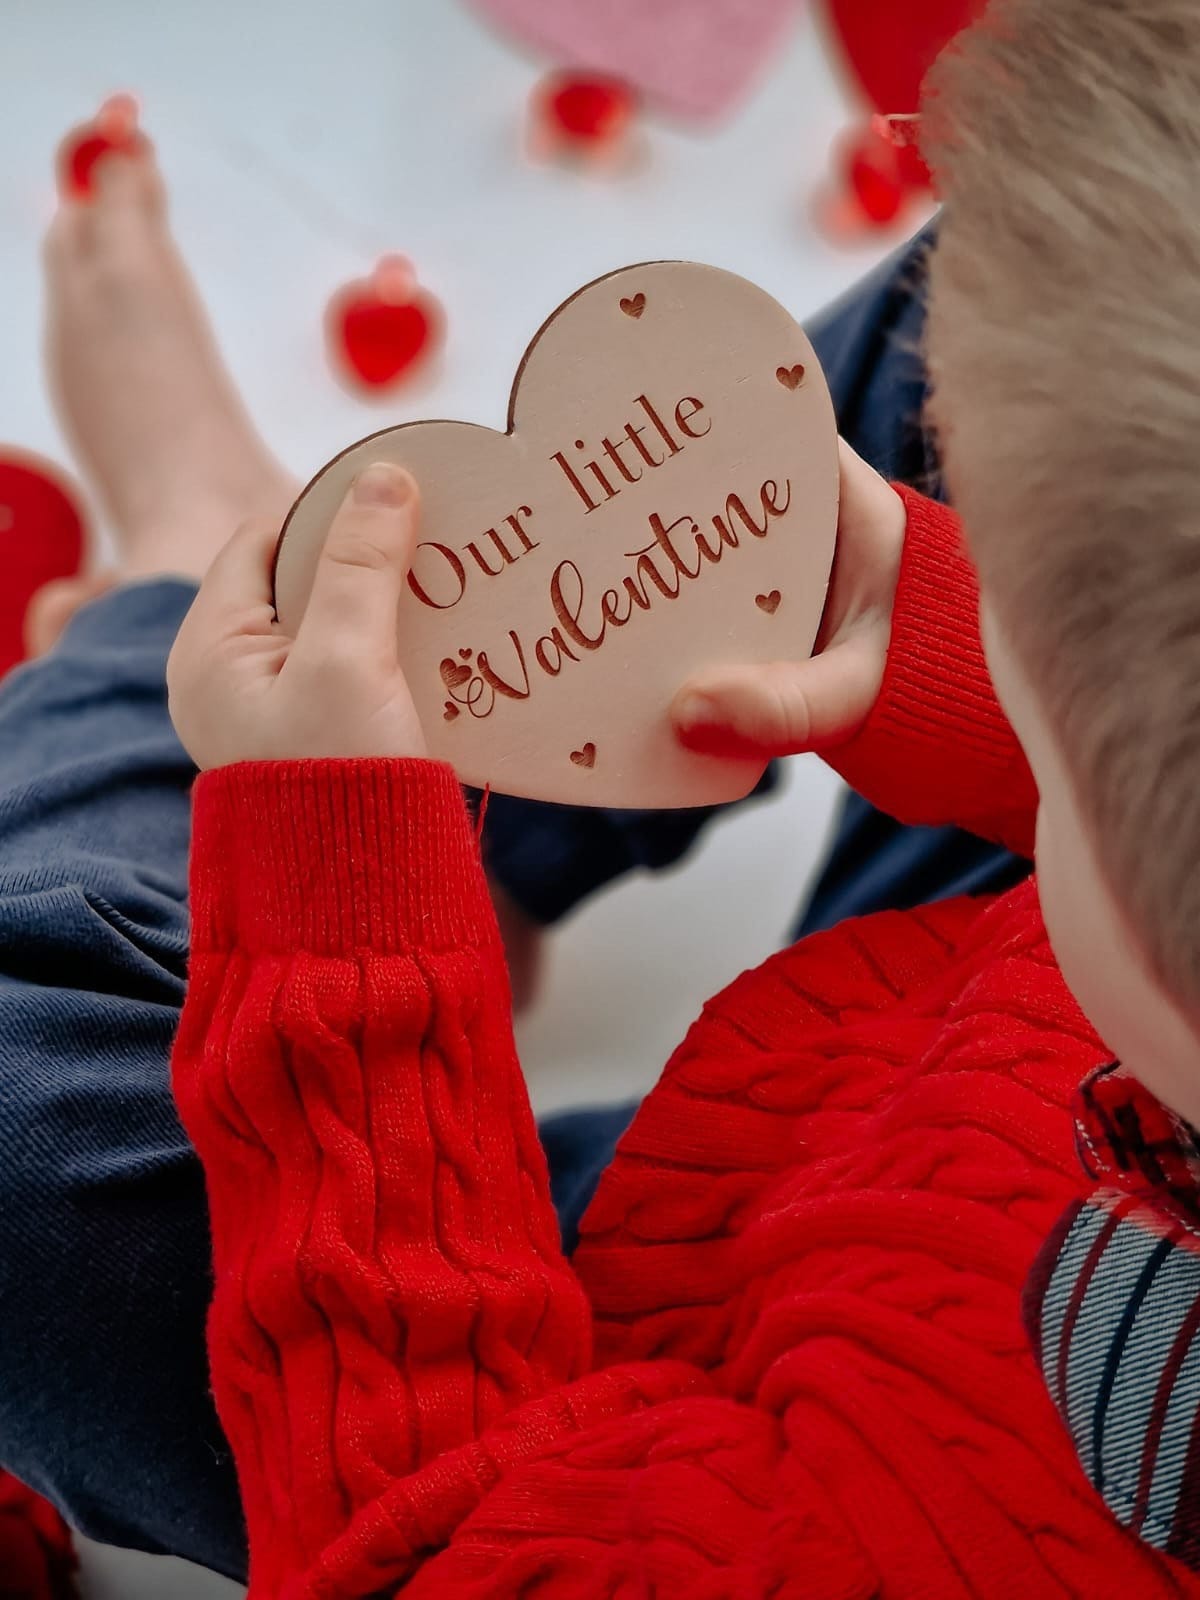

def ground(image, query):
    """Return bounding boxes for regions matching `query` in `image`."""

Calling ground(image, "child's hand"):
[168,463,428,770]
[671,440,905,759]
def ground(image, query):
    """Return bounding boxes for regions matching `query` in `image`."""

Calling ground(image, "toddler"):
[163,0,1200,1592]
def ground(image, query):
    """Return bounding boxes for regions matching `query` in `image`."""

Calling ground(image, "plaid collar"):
[1024,1062,1200,1572]
[1074,1059,1200,1221]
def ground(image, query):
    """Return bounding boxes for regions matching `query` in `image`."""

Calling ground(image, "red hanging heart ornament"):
[326,257,444,395]
[528,70,638,164]
[816,116,934,244]
[814,0,978,245]
[845,121,907,224]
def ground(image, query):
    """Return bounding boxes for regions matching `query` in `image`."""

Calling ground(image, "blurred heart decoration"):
[0,453,86,675]
[326,257,444,394]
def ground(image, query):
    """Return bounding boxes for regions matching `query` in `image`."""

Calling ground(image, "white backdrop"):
[0,3,904,1591]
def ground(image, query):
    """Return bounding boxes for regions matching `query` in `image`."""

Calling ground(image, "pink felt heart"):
[471,0,796,121]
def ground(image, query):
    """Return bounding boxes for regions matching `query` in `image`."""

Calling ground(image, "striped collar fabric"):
[1025,1062,1200,1572]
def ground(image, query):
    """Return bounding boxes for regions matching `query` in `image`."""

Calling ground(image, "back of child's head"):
[924,0,1200,1020]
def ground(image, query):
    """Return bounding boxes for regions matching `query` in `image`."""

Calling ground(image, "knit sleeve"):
[178,760,814,1598]
[827,486,1038,859]
[174,759,618,1594]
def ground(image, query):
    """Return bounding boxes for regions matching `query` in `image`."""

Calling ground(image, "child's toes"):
[41,204,82,278]
[53,119,101,203]
[91,145,164,225]
[54,97,161,218]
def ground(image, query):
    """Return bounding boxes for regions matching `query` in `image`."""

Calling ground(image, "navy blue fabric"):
[0,581,244,1576]
[0,223,1027,1579]
[541,1102,641,1256]
[791,223,1030,940]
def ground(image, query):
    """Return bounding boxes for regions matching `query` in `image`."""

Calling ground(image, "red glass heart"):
[327,257,443,392]
[842,124,905,225]
[896,141,932,191]
[537,71,637,146]
[0,452,86,675]
[59,94,147,200]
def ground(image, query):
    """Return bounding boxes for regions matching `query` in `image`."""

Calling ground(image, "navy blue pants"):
[0,226,1028,1580]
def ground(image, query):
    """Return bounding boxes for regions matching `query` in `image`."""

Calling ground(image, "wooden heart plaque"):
[274,261,838,808]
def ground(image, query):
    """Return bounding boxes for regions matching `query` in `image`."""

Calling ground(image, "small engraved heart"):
[619,293,646,319]
[776,364,805,390]
[443,701,461,722]
[458,647,473,660]
[570,743,597,769]
[440,658,472,690]
[756,590,782,615]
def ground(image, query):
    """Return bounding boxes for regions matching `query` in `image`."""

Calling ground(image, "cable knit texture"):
[174,490,1200,1598]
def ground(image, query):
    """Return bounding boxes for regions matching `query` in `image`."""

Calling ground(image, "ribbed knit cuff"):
[191,759,497,957]
[871,486,1006,759]
[831,485,1038,835]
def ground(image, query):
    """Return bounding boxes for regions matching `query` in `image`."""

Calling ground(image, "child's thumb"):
[672,637,881,760]
[292,463,420,665]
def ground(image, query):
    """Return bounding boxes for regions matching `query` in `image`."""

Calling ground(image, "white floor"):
[1,2,901,1592]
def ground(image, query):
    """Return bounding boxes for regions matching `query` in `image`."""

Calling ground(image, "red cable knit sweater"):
[175,489,1200,1599]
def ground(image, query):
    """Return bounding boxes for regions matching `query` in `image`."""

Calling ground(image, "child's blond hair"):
[925,0,1200,1009]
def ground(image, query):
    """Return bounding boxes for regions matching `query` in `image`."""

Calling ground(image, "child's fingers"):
[672,636,882,759]
[184,517,282,636]
[291,464,419,668]
[168,519,282,739]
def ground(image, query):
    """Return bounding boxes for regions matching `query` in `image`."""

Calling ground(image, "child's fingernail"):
[353,463,412,507]
[674,693,719,732]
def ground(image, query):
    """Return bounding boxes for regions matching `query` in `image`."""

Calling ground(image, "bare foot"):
[24,573,117,658]
[44,126,298,579]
